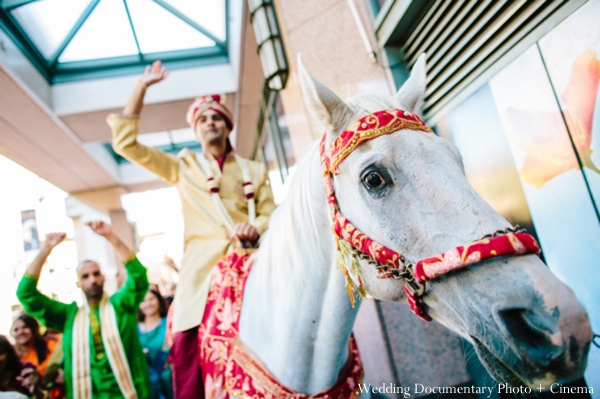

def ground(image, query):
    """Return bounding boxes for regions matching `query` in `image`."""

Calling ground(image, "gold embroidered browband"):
[323,109,432,175]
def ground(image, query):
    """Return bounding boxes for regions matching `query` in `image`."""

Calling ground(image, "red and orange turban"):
[186,94,234,130]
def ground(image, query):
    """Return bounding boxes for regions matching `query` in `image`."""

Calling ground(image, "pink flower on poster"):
[562,50,600,173]
[508,50,599,188]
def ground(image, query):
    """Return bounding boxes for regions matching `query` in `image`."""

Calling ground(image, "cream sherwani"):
[107,114,276,333]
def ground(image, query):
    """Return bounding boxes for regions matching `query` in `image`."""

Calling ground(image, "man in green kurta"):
[17,221,150,399]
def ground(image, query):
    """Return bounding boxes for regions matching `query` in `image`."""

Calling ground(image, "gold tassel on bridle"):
[336,238,367,307]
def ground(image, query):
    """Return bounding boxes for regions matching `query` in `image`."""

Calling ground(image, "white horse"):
[225,55,592,397]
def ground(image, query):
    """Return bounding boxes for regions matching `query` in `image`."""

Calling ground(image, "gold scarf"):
[72,293,137,399]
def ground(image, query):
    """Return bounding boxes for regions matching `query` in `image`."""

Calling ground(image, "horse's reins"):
[320,109,541,321]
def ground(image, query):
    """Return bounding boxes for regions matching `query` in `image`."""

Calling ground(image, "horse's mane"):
[257,93,403,294]
[257,140,330,294]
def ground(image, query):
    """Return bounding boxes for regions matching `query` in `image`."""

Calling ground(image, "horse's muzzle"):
[480,302,592,388]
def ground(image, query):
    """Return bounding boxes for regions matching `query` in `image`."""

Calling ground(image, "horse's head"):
[298,54,592,389]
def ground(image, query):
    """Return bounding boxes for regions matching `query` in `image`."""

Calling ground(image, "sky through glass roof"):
[0,0,228,83]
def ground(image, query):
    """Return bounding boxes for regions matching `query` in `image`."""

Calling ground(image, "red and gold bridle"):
[320,109,541,321]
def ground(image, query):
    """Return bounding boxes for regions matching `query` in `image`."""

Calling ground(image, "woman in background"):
[11,315,58,376]
[138,289,173,399]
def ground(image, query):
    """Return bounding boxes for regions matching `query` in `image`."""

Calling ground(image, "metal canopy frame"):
[0,0,229,83]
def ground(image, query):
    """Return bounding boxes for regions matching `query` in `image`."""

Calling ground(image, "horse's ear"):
[297,54,353,138]
[395,53,427,114]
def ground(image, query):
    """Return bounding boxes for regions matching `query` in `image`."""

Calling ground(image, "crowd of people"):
[1,60,275,399]
[3,314,63,398]
[1,268,175,399]
[2,287,173,399]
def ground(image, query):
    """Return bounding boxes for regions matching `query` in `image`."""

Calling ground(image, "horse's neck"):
[239,258,359,392]
[238,144,360,394]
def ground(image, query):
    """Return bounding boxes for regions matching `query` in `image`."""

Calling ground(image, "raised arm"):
[17,233,71,332]
[24,232,65,278]
[87,221,149,310]
[86,221,133,263]
[123,60,169,115]
[107,60,179,184]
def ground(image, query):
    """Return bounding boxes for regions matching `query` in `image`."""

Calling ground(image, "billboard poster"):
[21,209,40,252]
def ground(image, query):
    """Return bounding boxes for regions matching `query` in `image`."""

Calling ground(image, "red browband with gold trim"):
[320,109,541,321]
[324,109,433,175]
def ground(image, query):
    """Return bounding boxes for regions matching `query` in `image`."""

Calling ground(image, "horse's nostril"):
[498,308,564,365]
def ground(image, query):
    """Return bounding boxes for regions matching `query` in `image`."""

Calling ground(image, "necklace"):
[196,152,256,233]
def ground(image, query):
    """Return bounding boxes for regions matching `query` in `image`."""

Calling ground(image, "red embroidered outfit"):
[197,252,364,399]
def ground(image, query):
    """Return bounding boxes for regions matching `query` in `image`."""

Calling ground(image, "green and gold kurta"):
[17,257,151,399]
[107,115,276,333]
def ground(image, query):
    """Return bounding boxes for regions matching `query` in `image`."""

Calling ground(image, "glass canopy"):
[0,0,228,83]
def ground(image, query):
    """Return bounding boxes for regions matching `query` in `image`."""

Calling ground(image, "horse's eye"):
[363,171,385,189]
